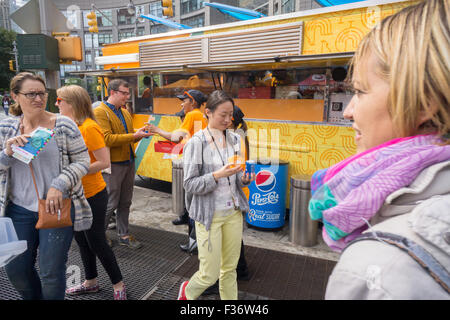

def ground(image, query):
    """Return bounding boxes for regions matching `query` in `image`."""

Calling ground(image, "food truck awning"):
[68,52,354,77]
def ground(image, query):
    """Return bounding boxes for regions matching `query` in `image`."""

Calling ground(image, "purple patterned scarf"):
[309,134,450,252]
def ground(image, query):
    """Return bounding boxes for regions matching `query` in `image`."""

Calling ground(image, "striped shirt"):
[0,115,93,231]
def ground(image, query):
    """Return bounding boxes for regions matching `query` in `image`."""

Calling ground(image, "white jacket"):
[325,161,450,300]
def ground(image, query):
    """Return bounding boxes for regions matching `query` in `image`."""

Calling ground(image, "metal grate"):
[164,245,336,300]
[0,225,336,300]
[139,38,204,68]
[138,22,303,68]
[0,225,189,300]
[209,23,303,62]
[146,272,271,300]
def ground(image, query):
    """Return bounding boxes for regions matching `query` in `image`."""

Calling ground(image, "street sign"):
[10,0,71,34]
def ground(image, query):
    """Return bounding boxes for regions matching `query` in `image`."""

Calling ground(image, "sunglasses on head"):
[184,91,195,102]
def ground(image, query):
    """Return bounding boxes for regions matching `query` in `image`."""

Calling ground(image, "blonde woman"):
[0,73,92,300]
[56,85,126,300]
[307,0,449,299]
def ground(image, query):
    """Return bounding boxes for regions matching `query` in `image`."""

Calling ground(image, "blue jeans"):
[4,202,75,300]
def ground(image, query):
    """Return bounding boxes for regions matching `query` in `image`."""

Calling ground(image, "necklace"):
[207,127,239,210]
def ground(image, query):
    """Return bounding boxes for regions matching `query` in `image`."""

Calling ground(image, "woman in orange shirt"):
[55,85,126,300]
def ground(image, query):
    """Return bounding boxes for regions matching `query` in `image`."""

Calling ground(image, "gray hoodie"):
[325,161,450,300]
[183,129,250,231]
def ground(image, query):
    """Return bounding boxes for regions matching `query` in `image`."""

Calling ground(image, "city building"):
[0,0,20,31]
[8,0,322,95]
[52,1,321,74]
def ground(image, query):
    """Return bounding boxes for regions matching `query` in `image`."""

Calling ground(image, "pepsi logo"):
[255,170,276,193]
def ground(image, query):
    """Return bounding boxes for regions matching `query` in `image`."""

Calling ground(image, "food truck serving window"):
[150,67,353,124]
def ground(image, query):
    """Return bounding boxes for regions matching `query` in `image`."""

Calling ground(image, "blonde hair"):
[56,85,95,125]
[9,72,46,116]
[350,0,449,143]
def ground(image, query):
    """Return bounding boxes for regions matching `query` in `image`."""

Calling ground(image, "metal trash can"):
[289,174,318,247]
[171,158,184,216]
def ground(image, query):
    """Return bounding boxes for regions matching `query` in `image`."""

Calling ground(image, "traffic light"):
[9,60,15,72]
[55,36,83,63]
[161,0,173,17]
[96,77,102,92]
[86,11,98,33]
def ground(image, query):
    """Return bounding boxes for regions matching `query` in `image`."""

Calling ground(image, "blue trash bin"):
[246,159,288,229]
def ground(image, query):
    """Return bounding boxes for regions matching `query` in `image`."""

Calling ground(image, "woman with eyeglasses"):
[0,72,92,300]
[56,85,127,300]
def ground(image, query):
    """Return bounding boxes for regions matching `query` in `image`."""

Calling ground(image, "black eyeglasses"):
[18,91,49,100]
[114,89,131,96]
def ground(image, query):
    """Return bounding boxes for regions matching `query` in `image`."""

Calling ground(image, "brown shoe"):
[119,235,142,249]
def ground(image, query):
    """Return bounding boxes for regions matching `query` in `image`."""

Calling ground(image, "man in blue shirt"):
[94,79,152,249]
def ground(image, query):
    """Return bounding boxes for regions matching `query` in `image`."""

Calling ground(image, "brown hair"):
[205,90,234,115]
[107,78,129,96]
[9,72,46,116]
[350,0,449,143]
[56,85,95,125]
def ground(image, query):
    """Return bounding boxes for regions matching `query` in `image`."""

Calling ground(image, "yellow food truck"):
[71,0,416,206]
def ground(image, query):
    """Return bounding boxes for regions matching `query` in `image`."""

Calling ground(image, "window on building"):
[117,8,136,25]
[98,32,113,46]
[181,0,204,15]
[137,27,145,36]
[281,0,296,14]
[97,9,113,27]
[84,33,99,48]
[237,0,269,12]
[119,29,135,41]
[150,24,169,34]
[181,14,205,28]
[149,1,163,17]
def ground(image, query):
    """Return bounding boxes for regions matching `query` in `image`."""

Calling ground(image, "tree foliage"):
[0,28,17,91]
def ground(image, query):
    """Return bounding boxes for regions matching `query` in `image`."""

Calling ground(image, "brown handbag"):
[29,163,72,229]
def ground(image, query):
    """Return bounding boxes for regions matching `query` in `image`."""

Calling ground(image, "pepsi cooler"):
[246,159,289,229]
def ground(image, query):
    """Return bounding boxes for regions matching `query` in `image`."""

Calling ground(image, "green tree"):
[0,28,17,90]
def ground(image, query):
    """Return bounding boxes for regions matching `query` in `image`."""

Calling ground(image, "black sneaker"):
[179,238,197,254]
[202,282,219,296]
[172,215,189,225]
[237,269,251,281]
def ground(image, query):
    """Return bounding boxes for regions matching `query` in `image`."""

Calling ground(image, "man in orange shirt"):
[148,90,207,143]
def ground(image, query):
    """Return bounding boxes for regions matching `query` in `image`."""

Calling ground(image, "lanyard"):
[207,127,239,210]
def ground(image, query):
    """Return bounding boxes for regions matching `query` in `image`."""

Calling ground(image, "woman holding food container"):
[177,90,255,300]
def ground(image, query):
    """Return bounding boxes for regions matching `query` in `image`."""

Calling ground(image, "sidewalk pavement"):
[128,182,340,262]
[0,109,338,262]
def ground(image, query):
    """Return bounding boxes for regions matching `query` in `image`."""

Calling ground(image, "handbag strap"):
[29,162,41,200]
[19,117,40,201]
[344,231,450,294]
